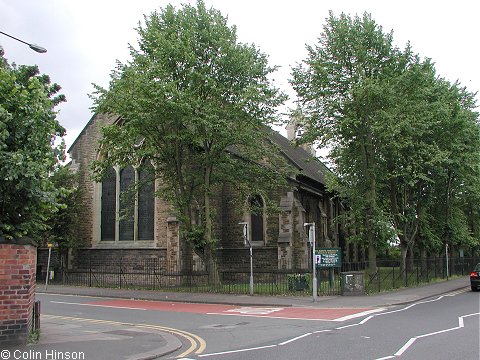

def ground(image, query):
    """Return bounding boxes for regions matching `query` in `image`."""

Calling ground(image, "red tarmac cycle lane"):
[84,299,379,321]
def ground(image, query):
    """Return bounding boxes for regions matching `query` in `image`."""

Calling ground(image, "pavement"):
[6,276,471,360]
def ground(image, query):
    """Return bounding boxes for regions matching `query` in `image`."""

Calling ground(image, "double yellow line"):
[42,314,206,358]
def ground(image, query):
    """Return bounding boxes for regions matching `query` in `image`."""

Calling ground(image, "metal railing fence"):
[42,256,478,296]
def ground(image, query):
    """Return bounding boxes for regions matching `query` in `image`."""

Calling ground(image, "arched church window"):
[119,166,135,241]
[100,163,155,242]
[249,195,265,242]
[138,163,155,240]
[101,167,116,241]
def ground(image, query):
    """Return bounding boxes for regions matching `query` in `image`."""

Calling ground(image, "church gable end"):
[68,114,345,280]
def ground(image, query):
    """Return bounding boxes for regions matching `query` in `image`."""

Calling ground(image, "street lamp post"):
[239,222,254,295]
[0,31,47,53]
[44,243,53,291]
[304,223,317,302]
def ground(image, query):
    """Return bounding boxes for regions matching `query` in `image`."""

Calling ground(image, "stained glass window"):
[101,167,116,241]
[119,166,135,241]
[250,195,264,242]
[138,164,154,240]
[100,163,155,242]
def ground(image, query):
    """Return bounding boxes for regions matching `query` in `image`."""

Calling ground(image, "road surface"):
[31,287,478,360]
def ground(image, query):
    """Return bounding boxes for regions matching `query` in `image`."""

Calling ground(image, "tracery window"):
[249,194,265,243]
[100,163,155,242]
[119,166,135,241]
[100,167,116,241]
[138,164,155,240]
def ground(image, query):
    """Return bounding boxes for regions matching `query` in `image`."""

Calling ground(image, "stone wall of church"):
[217,247,278,270]
[69,114,117,248]
[73,249,167,271]
[213,184,339,271]
[68,114,345,272]
[69,115,176,254]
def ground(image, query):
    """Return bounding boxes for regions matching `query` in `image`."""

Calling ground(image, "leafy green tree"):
[37,165,80,250]
[380,70,480,263]
[0,49,65,240]
[291,12,399,273]
[92,1,287,273]
[377,58,443,268]
[292,11,480,273]
[423,81,480,256]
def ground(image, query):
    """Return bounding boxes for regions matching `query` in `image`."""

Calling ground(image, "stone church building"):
[66,113,354,275]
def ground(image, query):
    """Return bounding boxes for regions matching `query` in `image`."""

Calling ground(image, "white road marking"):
[334,308,385,321]
[393,312,479,357]
[198,345,277,357]
[45,286,473,359]
[224,307,284,315]
[206,312,337,321]
[345,292,468,329]
[197,292,473,358]
[208,307,382,322]
[278,333,312,345]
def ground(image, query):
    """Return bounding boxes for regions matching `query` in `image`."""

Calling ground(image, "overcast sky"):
[1,0,479,150]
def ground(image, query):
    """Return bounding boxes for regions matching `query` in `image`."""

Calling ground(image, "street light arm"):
[0,31,47,53]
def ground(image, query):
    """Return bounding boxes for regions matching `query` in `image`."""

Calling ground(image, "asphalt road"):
[34,288,479,360]
[183,289,479,360]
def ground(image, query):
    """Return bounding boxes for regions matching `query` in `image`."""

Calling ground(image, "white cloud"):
[1,0,478,151]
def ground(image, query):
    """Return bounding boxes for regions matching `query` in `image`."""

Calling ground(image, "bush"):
[287,273,311,291]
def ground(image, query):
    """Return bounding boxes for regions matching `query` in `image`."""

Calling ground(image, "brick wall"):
[0,242,37,346]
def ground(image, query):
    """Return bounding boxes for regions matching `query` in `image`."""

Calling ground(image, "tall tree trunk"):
[400,241,408,282]
[443,169,453,250]
[365,150,378,275]
[368,244,377,275]
[204,163,219,284]
[420,247,427,281]
[407,245,414,272]
[173,141,195,276]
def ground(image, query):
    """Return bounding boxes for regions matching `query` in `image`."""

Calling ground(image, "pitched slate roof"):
[268,129,331,186]
[69,115,331,189]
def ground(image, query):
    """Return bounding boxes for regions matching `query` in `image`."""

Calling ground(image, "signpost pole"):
[45,243,53,291]
[249,245,253,295]
[239,222,253,295]
[305,223,317,302]
[312,224,317,302]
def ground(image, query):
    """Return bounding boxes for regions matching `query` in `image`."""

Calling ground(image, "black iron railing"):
[42,256,478,296]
